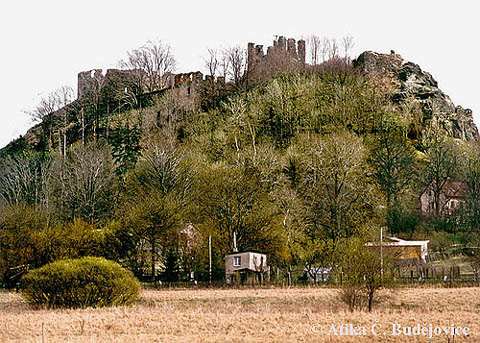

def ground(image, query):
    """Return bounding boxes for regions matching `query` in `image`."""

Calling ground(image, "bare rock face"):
[354,51,479,141]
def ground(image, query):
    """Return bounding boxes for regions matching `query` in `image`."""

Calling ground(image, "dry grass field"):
[1,286,479,342]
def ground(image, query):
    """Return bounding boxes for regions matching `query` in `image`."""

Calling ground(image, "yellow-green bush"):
[21,257,140,308]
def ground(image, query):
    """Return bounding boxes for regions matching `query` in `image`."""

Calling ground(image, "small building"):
[366,237,430,264]
[419,180,467,217]
[225,251,269,285]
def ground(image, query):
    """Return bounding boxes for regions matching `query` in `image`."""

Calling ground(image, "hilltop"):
[354,51,478,141]
[1,36,477,157]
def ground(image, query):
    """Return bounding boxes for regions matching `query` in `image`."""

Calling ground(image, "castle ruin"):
[76,35,305,101]
[247,36,306,82]
[77,69,142,99]
[77,68,226,103]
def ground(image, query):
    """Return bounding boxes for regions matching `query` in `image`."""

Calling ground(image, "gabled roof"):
[422,180,468,199]
[225,251,266,256]
[366,236,429,247]
[442,181,468,198]
[385,237,429,246]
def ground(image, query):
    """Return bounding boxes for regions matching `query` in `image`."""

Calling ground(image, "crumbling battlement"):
[168,71,225,96]
[78,69,226,101]
[78,69,103,98]
[247,36,306,81]
[77,69,140,99]
[77,35,303,99]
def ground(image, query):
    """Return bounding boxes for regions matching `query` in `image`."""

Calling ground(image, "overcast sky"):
[0,1,478,148]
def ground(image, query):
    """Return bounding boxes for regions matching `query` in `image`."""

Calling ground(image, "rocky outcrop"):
[354,51,478,141]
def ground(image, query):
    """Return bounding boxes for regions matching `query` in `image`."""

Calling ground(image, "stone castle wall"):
[77,69,225,101]
[77,35,305,98]
[247,36,306,82]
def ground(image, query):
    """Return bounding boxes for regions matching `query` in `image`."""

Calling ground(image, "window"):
[233,256,241,267]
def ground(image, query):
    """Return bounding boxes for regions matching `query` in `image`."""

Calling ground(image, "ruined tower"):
[246,36,306,82]
[297,40,306,66]
[77,69,144,100]
[77,69,106,99]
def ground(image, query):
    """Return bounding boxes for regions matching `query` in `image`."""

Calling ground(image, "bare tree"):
[308,35,322,65]
[301,132,378,240]
[338,237,393,312]
[423,138,459,218]
[308,36,354,65]
[154,90,197,134]
[224,46,246,86]
[57,86,75,156]
[79,72,106,143]
[29,93,58,123]
[320,37,331,62]
[219,51,231,80]
[341,35,355,61]
[53,143,115,223]
[27,86,74,152]
[204,46,238,81]
[0,155,52,209]
[121,40,176,93]
[328,38,339,60]
[204,48,219,77]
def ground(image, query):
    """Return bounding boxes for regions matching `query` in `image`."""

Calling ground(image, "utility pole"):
[233,231,238,252]
[208,235,212,285]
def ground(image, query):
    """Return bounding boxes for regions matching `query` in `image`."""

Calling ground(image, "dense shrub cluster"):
[0,209,128,287]
[21,257,140,308]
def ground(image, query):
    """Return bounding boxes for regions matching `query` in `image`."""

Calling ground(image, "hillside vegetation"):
[1,38,480,287]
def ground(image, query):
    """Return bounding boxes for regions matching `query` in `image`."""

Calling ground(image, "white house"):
[225,251,269,284]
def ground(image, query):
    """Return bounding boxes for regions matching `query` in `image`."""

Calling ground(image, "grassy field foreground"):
[1,287,479,342]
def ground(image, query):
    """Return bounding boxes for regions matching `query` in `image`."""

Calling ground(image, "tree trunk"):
[434,190,440,218]
[58,131,62,155]
[106,103,110,139]
[368,289,374,312]
[93,113,97,142]
[151,236,156,282]
[62,112,67,157]
[287,265,292,287]
[81,107,85,145]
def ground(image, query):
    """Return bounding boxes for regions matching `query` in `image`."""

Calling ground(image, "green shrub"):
[21,257,140,308]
